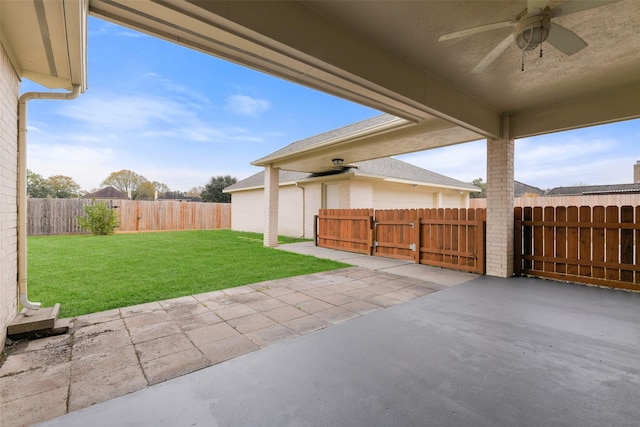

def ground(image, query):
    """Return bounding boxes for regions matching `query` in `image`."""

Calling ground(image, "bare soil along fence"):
[28,199,231,235]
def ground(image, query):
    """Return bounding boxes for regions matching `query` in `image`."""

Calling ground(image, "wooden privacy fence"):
[28,199,231,235]
[316,208,486,274]
[515,205,640,291]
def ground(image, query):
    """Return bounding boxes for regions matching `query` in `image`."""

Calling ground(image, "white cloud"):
[224,95,270,116]
[57,93,190,131]
[27,144,116,191]
[398,140,486,183]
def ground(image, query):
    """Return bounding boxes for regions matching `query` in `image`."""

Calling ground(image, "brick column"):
[486,135,514,277]
[263,165,279,247]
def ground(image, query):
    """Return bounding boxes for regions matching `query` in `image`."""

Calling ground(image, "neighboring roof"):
[83,186,128,199]
[252,114,406,165]
[514,181,545,197]
[545,183,640,196]
[226,157,479,192]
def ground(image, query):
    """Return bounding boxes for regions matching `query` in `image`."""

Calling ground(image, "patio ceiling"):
[85,1,640,172]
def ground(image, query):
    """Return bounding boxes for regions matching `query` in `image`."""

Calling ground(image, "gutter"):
[17,85,82,310]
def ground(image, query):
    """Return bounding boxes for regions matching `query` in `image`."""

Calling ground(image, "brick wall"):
[486,138,515,278]
[0,44,19,348]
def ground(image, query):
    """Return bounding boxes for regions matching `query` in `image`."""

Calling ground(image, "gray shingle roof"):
[514,181,545,197]
[226,157,479,192]
[545,183,640,196]
[252,114,404,164]
[83,186,128,199]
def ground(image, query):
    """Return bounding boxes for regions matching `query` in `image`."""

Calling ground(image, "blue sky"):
[23,17,640,193]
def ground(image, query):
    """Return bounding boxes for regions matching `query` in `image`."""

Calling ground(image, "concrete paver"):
[1,242,476,427]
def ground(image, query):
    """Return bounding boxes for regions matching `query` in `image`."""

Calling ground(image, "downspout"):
[18,85,82,310]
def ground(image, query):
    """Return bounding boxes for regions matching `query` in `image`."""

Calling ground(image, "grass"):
[28,230,349,318]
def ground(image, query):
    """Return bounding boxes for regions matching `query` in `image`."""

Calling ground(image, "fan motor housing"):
[515,12,551,51]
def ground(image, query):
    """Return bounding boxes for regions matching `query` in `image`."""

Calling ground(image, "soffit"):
[0,0,88,91]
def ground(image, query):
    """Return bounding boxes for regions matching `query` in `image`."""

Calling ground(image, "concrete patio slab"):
[38,276,640,427]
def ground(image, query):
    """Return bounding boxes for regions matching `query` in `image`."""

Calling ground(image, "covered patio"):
[1,2,639,425]
[39,261,640,426]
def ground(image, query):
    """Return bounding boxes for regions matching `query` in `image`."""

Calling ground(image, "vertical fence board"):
[555,207,567,274]
[318,208,485,274]
[566,206,579,276]
[620,206,634,283]
[28,199,231,235]
[543,207,555,273]
[516,204,639,291]
[605,206,619,281]
[578,206,591,277]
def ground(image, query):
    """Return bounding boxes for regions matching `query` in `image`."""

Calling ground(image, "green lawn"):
[28,230,349,318]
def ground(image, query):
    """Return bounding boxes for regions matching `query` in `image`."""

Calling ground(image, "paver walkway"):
[1,265,454,427]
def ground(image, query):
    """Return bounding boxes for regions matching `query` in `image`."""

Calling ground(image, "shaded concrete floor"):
[1,242,477,426]
[37,275,640,427]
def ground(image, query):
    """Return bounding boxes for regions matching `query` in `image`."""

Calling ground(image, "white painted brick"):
[0,43,19,348]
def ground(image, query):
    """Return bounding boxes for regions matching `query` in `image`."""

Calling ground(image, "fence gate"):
[515,205,640,291]
[316,208,485,274]
[316,209,374,255]
[373,209,417,261]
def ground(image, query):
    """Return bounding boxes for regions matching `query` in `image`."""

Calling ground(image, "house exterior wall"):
[302,182,322,238]
[470,194,640,209]
[0,44,19,348]
[373,185,433,209]
[349,180,373,208]
[231,177,473,240]
[231,185,304,237]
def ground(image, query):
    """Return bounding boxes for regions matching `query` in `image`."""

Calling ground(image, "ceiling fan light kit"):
[514,11,550,51]
[438,0,617,72]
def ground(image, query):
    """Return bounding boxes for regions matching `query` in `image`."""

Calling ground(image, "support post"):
[263,164,279,247]
[485,116,515,277]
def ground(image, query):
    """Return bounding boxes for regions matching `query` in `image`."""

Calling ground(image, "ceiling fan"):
[438,0,617,72]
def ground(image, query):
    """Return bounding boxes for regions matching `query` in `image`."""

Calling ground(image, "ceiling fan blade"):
[472,34,514,73]
[547,22,587,55]
[439,21,516,42]
[527,0,550,13]
[551,0,618,18]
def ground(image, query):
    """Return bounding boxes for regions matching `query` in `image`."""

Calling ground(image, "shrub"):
[77,201,119,235]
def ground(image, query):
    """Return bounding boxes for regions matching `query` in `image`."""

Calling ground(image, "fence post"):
[314,214,319,246]
[368,214,374,256]
[514,207,522,276]
[414,215,421,264]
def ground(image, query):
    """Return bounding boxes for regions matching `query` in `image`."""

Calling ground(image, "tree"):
[134,181,156,200]
[470,178,486,199]
[27,169,52,198]
[101,169,147,195]
[201,175,237,203]
[152,181,170,198]
[163,190,187,199]
[186,186,203,198]
[48,175,82,198]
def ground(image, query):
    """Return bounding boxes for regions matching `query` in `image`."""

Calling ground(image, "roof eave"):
[251,116,411,167]
[1,0,88,92]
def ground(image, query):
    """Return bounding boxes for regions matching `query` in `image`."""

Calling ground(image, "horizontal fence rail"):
[515,205,640,291]
[316,208,486,274]
[28,199,231,235]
